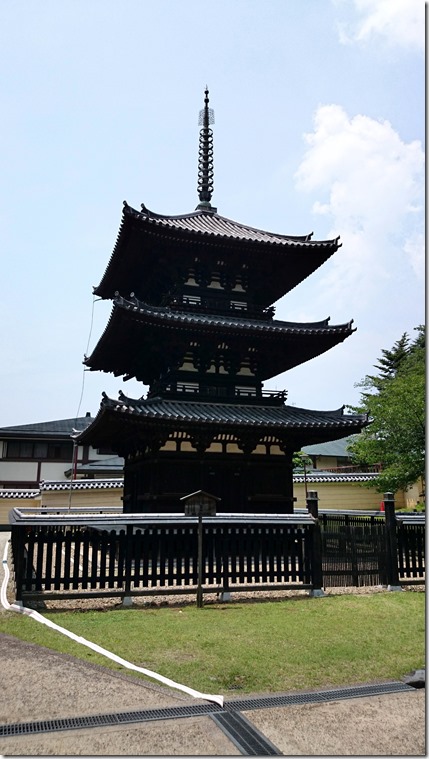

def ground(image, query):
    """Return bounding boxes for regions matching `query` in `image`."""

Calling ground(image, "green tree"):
[348,326,425,494]
[372,332,410,382]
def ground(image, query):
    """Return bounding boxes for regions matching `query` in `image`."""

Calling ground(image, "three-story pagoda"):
[77,89,367,513]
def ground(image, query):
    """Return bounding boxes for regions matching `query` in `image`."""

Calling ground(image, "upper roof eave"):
[123,201,341,249]
[93,203,341,304]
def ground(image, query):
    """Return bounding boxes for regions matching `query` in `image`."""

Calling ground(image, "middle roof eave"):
[84,298,355,383]
[113,295,352,334]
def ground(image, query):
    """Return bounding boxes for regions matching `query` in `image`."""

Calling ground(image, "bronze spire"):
[196,87,215,211]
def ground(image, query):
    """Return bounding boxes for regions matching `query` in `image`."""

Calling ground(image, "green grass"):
[0,593,424,695]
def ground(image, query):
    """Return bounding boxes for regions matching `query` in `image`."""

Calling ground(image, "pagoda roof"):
[75,393,368,449]
[93,203,340,307]
[84,296,354,384]
[129,203,320,245]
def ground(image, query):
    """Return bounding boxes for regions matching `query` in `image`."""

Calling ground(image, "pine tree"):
[348,326,425,494]
[373,332,410,380]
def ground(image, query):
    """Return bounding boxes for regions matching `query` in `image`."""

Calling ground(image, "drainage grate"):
[0,703,222,738]
[224,680,414,712]
[0,681,415,739]
[211,711,282,756]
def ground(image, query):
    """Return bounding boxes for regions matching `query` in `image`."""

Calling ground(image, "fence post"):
[307,491,324,597]
[219,525,231,602]
[384,492,402,591]
[122,523,134,607]
[196,511,204,608]
[306,490,319,519]
[10,524,24,603]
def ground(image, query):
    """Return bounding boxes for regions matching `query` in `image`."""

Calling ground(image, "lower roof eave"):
[75,399,368,451]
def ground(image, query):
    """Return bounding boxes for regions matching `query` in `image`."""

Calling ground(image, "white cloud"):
[403,232,425,278]
[294,104,425,311]
[334,0,425,53]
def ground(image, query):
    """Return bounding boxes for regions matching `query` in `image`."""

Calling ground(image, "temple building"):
[77,89,367,514]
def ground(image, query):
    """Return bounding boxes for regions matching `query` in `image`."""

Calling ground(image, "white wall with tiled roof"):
[0,414,116,489]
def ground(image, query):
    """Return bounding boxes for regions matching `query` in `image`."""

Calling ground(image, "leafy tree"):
[292,451,313,471]
[293,451,314,499]
[348,326,425,494]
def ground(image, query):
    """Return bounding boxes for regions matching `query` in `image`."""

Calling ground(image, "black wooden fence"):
[307,490,425,588]
[9,512,321,602]
[319,512,388,587]
[396,516,425,583]
[7,497,425,604]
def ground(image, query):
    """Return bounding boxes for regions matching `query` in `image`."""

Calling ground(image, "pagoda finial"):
[196,87,215,211]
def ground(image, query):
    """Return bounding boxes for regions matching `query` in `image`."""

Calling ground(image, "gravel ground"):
[18,581,425,613]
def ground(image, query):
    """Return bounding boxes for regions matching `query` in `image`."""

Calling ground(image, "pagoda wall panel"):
[121,448,294,515]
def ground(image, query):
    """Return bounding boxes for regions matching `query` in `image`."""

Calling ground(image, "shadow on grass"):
[26,584,424,615]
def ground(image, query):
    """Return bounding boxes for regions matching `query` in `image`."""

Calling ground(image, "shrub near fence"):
[9,510,321,603]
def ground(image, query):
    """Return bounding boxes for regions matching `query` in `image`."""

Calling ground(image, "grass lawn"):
[0,592,424,695]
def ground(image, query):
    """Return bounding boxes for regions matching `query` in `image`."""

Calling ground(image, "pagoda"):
[77,89,367,514]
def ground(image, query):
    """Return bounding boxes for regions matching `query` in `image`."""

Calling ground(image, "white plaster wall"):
[0,461,38,482]
[40,462,74,481]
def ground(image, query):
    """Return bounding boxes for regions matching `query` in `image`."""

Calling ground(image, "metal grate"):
[0,703,221,737]
[0,681,415,739]
[211,711,282,755]
[226,680,414,712]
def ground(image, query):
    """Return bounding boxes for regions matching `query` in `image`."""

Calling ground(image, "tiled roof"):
[75,395,367,448]
[94,204,340,306]
[293,472,378,483]
[132,203,339,248]
[40,479,124,491]
[302,435,358,458]
[0,416,94,439]
[114,295,353,335]
[28,472,380,492]
[102,394,364,427]
[85,297,355,383]
[0,489,40,499]
[72,456,124,474]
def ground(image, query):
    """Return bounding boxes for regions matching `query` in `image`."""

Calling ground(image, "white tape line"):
[1,540,223,707]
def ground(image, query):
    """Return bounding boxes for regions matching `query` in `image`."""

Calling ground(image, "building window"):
[5,441,73,460]
[230,300,247,311]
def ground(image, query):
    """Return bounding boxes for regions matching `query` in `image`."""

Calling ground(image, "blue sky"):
[0,0,425,427]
